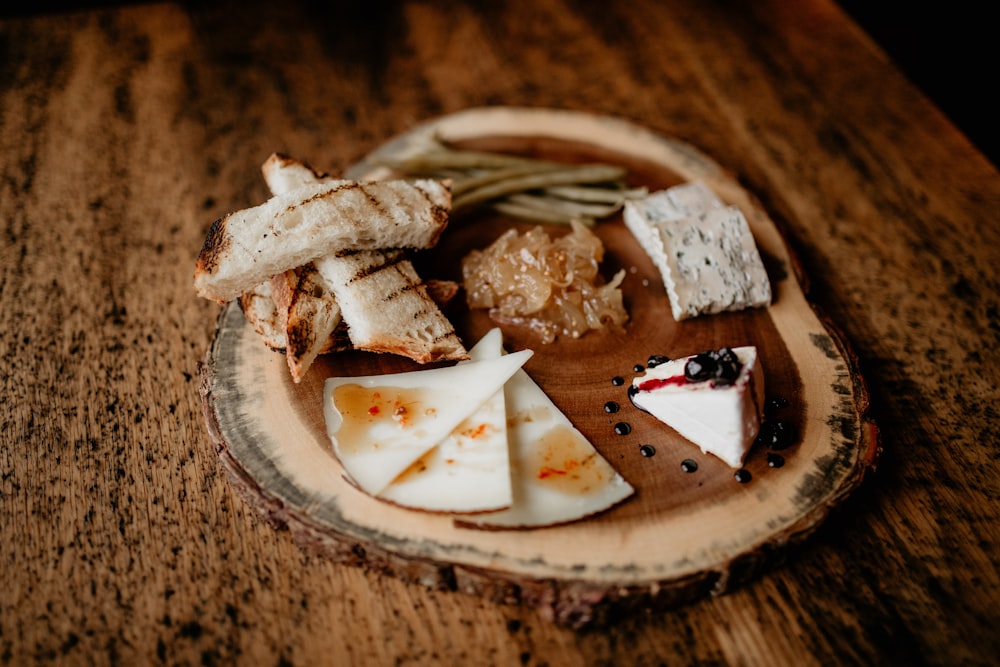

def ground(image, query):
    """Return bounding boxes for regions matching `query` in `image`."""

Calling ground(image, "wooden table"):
[2,2,996,664]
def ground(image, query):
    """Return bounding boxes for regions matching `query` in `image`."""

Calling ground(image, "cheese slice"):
[623,182,771,320]
[377,328,513,513]
[629,346,764,468]
[624,181,724,262]
[323,348,532,496]
[459,363,635,529]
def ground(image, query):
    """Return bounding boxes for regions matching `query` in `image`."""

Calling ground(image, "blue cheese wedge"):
[629,346,764,468]
[459,361,635,529]
[323,348,532,496]
[377,328,514,513]
[623,182,771,320]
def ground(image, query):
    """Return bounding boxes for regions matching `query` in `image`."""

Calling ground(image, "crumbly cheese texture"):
[623,182,771,320]
[630,346,764,468]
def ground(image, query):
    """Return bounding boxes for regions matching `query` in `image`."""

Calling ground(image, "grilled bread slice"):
[194,177,451,303]
[237,279,286,351]
[259,155,345,380]
[260,153,467,365]
[314,249,467,363]
[269,265,344,382]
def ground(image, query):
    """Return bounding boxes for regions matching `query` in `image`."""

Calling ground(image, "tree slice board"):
[199,107,880,628]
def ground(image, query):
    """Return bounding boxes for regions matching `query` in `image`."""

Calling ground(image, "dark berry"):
[683,347,744,385]
[714,347,742,385]
[647,354,670,368]
[685,353,718,382]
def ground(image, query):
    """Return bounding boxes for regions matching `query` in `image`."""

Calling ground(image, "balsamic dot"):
[680,459,698,473]
[604,401,620,414]
[756,419,797,450]
[613,422,631,435]
[633,363,645,373]
[767,452,785,468]
[639,444,656,457]
[611,376,625,386]
[734,469,752,483]
[766,396,789,411]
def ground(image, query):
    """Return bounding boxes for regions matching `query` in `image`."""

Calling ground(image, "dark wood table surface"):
[2,2,997,665]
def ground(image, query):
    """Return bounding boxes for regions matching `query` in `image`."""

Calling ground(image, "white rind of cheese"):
[459,362,635,529]
[623,182,771,321]
[323,347,532,496]
[630,346,764,468]
[377,328,513,513]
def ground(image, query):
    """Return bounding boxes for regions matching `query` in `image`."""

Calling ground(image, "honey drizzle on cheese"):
[520,424,615,495]
[332,383,438,454]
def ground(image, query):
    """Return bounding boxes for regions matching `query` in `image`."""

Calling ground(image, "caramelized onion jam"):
[461,221,628,343]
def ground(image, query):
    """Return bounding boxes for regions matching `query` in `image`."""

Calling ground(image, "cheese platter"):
[198,107,879,627]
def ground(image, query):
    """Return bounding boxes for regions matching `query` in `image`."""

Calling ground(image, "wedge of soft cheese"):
[629,346,764,468]
[459,361,635,529]
[323,347,532,496]
[377,328,514,513]
[623,181,771,320]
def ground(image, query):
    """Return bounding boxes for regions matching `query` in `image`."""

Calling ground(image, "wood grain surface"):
[1,2,997,665]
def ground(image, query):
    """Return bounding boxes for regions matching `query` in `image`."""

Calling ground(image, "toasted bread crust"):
[195,215,231,277]
[237,280,286,351]
[271,265,343,382]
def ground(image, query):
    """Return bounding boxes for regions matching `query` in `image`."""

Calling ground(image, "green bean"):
[544,184,649,204]
[449,163,567,197]
[452,164,628,210]
[504,192,625,219]
[379,140,638,225]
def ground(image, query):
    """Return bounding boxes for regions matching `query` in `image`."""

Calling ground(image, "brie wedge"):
[629,346,764,468]
[323,347,532,496]
[377,328,514,513]
[460,362,635,529]
[623,182,771,320]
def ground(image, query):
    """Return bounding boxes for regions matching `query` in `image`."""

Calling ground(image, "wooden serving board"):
[199,107,879,627]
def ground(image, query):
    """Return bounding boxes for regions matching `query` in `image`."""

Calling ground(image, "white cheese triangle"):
[459,363,635,529]
[377,328,514,513]
[323,347,532,496]
[630,346,764,468]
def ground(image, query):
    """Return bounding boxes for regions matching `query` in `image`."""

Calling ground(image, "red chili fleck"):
[368,406,380,416]
[538,466,567,479]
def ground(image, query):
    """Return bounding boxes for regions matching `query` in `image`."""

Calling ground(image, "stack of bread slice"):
[193,154,468,380]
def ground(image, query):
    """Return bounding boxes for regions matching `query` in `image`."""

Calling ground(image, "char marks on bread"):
[193,175,452,304]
